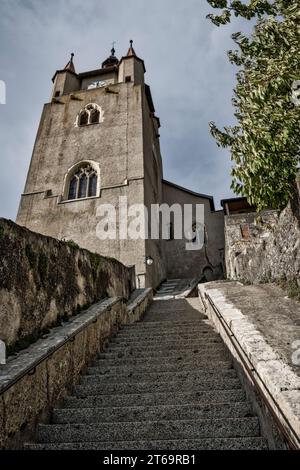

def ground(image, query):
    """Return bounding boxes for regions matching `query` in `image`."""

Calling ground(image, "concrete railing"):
[198,282,300,450]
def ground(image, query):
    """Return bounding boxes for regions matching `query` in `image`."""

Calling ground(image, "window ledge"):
[58,195,100,204]
[76,122,102,128]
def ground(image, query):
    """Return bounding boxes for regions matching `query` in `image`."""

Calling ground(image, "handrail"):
[206,293,300,451]
[0,297,121,396]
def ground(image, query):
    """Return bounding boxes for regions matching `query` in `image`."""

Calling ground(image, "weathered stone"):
[0,290,152,449]
[224,195,300,285]
[0,218,135,348]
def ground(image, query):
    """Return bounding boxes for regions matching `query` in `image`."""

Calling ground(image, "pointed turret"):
[51,52,79,99]
[127,40,136,57]
[118,40,146,85]
[64,53,76,73]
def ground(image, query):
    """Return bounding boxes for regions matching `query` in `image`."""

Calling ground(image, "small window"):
[68,176,78,200]
[125,76,132,83]
[55,91,60,97]
[88,174,97,197]
[77,103,101,127]
[90,108,100,124]
[79,111,89,126]
[78,174,87,198]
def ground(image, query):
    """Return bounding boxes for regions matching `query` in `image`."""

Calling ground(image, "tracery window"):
[67,164,98,200]
[77,103,101,127]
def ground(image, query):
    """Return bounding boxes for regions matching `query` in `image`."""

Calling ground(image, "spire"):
[102,44,119,68]
[64,53,75,73]
[127,39,136,57]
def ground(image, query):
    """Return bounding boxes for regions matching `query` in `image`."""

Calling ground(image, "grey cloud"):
[0,0,246,219]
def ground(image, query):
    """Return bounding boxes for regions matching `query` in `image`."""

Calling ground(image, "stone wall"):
[0,289,153,449]
[0,218,135,349]
[224,203,300,284]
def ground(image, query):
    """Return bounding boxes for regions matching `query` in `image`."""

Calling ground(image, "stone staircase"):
[26,298,268,450]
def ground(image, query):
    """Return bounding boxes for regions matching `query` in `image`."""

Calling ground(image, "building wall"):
[17,81,152,283]
[224,174,300,284]
[16,54,226,288]
[162,182,225,280]
[142,89,166,288]
[224,207,300,284]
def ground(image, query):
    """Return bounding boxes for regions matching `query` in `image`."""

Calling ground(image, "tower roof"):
[52,53,77,82]
[64,53,75,73]
[127,40,136,57]
[102,46,119,68]
[119,40,146,73]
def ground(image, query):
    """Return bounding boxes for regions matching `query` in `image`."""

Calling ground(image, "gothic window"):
[68,176,78,200]
[77,103,101,127]
[79,111,89,126]
[90,108,100,124]
[78,174,87,198]
[66,164,98,200]
[88,173,97,197]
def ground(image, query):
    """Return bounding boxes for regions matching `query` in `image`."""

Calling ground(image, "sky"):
[0,0,248,219]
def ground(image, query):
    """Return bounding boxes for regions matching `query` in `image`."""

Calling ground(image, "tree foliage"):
[207,0,300,211]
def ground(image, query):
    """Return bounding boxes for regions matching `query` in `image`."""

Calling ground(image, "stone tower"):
[17,42,165,288]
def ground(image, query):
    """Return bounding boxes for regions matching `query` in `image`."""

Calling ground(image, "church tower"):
[17,42,165,288]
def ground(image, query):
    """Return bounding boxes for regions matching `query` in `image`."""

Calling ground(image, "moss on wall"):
[0,218,134,349]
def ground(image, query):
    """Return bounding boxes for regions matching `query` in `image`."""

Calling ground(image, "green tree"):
[207,0,300,211]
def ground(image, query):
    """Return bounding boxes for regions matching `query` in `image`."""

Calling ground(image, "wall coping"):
[0,297,121,395]
[198,281,300,449]
[127,288,153,313]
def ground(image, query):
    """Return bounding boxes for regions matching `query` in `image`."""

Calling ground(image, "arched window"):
[90,108,100,124]
[68,175,78,200]
[66,164,98,200]
[77,103,102,127]
[88,173,97,197]
[78,174,87,198]
[79,110,89,126]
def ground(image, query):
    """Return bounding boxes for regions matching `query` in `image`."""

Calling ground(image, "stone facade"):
[16,44,225,287]
[224,193,300,284]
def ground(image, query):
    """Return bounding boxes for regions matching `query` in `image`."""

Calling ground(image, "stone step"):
[122,321,209,329]
[116,328,217,338]
[95,353,231,367]
[53,402,252,424]
[104,343,226,356]
[26,437,268,450]
[117,327,215,336]
[143,315,206,322]
[98,348,229,361]
[36,417,260,443]
[107,339,223,351]
[86,368,237,382]
[76,377,241,395]
[63,389,246,408]
[88,360,233,375]
[110,333,220,344]
[115,332,218,342]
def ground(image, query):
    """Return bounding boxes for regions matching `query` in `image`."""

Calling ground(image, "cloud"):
[0,0,247,218]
